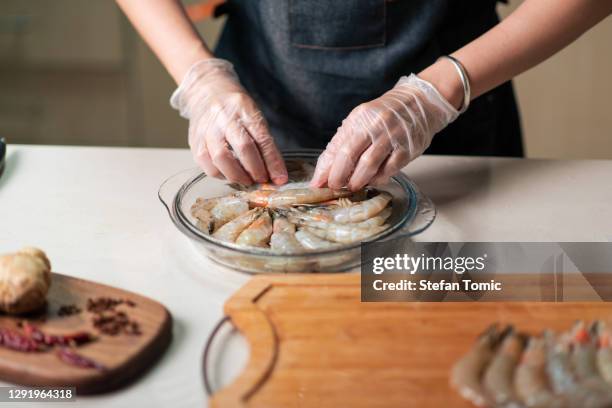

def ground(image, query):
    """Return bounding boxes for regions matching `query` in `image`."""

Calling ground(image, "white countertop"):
[0,145,611,407]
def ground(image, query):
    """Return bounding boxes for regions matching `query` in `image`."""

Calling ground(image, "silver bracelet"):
[438,55,471,114]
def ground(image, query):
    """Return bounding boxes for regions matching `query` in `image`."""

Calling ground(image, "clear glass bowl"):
[158,150,436,273]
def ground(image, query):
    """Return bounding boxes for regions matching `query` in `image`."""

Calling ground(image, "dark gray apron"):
[215,0,523,157]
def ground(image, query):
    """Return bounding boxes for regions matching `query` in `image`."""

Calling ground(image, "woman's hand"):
[171,59,288,185]
[311,74,459,191]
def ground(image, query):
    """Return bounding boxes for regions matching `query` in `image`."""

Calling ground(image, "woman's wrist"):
[169,42,215,84]
[418,58,465,111]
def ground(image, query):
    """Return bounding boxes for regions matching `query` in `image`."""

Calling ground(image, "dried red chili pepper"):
[0,328,44,352]
[60,332,95,345]
[22,322,45,343]
[56,348,106,371]
[43,332,94,347]
[22,322,94,346]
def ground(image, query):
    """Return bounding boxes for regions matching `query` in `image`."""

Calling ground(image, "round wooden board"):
[0,273,172,394]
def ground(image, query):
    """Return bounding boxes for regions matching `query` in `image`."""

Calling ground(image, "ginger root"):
[0,247,51,314]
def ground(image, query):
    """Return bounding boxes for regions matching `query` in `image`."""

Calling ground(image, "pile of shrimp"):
[451,321,612,408]
[190,181,393,253]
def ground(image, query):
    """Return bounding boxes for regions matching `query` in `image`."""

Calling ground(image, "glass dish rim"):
[169,150,419,258]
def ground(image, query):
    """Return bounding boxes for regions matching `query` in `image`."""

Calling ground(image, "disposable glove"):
[311,74,459,191]
[171,59,288,185]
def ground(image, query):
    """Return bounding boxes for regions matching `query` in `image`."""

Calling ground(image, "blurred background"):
[0,0,610,159]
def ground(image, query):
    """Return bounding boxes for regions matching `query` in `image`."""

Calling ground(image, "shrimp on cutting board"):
[595,322,612,385]
[450,324,506,408]
[568,322,612,406]
[482,329,526,406]
[514,337,565,408]
[545,328,612,408]
[545,330,577,395]
[570,321,601,381]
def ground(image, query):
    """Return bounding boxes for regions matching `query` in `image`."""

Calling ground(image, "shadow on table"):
[0,149,20,190]
[408,157,575,210]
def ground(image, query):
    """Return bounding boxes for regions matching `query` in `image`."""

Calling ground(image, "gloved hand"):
[311,74,459,191]
[171,59,288,185]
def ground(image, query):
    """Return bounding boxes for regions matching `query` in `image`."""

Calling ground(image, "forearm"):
[116,0,213,83]
[420,0,612,109]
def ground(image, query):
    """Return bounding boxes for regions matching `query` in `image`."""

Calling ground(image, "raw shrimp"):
[190,197,220,233]
[248,188,352,208]
[210,195,249,230]
[483,330,525,406]
[545,329,612,408]
[192,181,393,251]
[570,322,601,381]
[450,325,503,408]
[596,322,612,385]
[568,322,612,404]
[287,207,392,230]
[303,224,387,244]
[515,337,564,408]
[243,189,274,207]
[191,197,219,213]
[212,208,261,243]
[545,330,577,395]
[329,191,392,223]
[272,215,296,234]
[191,194,249,232]
[294,229,337,250]
[284,207,332,224]
[236,211,273,247]
[270,216,304,253]
[355,207,392,228]
[194,211,214,234]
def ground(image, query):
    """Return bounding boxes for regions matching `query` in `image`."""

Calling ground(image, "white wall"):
[498,2,612,159]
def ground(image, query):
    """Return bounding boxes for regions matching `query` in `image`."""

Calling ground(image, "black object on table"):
[0,137,5,176]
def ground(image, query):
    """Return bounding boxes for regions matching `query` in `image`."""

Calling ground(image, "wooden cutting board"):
[209,273,612,408]
[0,273,172,394]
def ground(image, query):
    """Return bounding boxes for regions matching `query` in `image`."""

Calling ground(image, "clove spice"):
[57,304,81,317]
[87,297,141,336]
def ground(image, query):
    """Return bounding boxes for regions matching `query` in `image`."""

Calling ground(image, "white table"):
[0,145,611,407]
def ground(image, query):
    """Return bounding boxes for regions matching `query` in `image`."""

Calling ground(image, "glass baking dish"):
[158,150,435,273]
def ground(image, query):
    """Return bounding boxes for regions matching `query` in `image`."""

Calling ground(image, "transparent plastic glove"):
[311,74,459,191]
[170,59,288,185]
